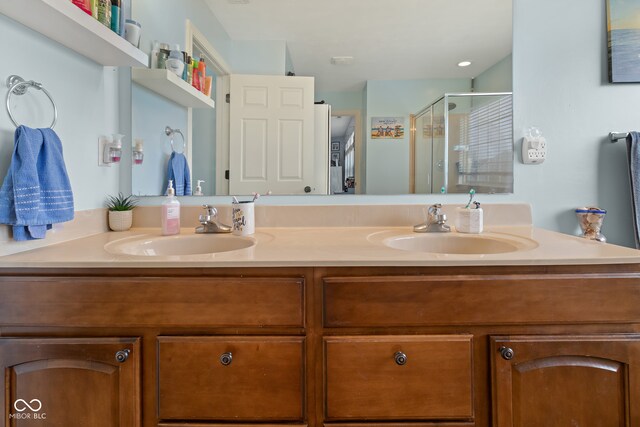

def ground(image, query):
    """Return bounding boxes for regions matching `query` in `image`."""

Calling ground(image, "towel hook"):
[5,75,58,129]
[165,126,185,154]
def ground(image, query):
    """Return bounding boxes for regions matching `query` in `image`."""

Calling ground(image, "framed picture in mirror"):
[331,152,340,165]
[331,142,340,151]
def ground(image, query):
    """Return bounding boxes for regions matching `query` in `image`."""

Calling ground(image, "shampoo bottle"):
[162,180,181,236]
[110,0,120,33]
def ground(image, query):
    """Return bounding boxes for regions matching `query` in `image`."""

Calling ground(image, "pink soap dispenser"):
[161,180,180,235]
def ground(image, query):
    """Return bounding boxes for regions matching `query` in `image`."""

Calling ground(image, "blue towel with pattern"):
[166,151,191,196]
[0,126,74,241]
[628,131,640,248]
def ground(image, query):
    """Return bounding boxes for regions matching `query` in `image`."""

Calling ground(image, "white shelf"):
[0,0,148,67]
[132,68,215,109]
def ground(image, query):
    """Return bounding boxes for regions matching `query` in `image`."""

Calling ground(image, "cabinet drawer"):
[0,276,304,327]
[323,275,640,327]
[159,425,307,427]
[158,336,305,421]
[325,335,473,420]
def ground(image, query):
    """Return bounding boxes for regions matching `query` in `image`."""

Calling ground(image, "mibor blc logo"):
[10,398,46,420]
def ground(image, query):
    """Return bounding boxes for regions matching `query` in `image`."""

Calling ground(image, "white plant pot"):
[108,210,133,231]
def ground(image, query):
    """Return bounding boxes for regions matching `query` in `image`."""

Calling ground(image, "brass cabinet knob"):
[115,349,130,363]
[394,351,407,366]
[499,346,514,361]
[220,352,233,366]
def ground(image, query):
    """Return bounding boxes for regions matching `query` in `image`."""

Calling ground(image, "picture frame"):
[371,117,405,140]
[331,152,340,164]
[331,142,340,151]
[607,0,640,82]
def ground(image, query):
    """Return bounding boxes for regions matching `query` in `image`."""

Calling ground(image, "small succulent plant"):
[106,193,138,211]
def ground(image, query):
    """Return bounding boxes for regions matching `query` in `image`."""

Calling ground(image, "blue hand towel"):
[166,151,191,196]
[627,132,640,248]
[0,126,74,241]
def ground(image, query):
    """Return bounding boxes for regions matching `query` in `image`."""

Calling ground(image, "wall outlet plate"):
[98,137,111,167]
[522,136,546,164]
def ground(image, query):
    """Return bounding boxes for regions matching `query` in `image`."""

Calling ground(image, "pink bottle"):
[161,180,180,235]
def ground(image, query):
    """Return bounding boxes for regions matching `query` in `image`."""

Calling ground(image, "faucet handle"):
[428,203,442,216]
[202,204,217,217]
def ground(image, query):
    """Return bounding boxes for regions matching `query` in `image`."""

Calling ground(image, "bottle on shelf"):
[110,0,120,33]
[150,40,160,69]
[182,52,190,81]
[192,58,201,91]
[96,0,111,28]
[165,44,184,77]
[198,57,206,93]
[157,43,170,69]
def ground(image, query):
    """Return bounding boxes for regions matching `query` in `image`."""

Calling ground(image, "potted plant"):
[106,193,138,231]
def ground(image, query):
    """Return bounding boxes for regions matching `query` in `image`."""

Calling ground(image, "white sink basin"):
[104,233,256,257]
[382,232,538,255]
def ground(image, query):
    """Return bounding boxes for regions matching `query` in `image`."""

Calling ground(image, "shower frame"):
[412,92,513,194]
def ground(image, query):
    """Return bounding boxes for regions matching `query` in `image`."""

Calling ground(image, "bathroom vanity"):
[1,217,640,427]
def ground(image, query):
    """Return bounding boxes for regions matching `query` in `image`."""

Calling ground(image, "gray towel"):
[627,131,640,248]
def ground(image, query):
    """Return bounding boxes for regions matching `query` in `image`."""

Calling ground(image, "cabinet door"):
[0,337,140,427]
[491,335,640,427]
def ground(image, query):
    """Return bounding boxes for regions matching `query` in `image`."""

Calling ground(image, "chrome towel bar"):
[609,132,629,142]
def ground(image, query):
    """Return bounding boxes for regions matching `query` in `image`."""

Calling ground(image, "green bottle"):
[97,0,111,28]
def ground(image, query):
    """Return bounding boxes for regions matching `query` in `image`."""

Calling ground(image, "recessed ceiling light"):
[331,56,354,65]
[457,61,472,67]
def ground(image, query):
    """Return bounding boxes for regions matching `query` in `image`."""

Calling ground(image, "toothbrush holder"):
[456,207,483,234]
[232,201,255,236]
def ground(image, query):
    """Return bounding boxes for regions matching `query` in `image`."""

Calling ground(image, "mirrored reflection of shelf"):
[132,68,215,109]
[0,0,148,67]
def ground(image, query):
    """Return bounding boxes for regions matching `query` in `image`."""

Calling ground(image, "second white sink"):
[382,232,538,255]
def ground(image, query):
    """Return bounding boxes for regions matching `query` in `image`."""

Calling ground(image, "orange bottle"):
[198,58,206,93]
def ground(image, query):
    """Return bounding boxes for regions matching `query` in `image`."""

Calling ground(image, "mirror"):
[131,0,512,197]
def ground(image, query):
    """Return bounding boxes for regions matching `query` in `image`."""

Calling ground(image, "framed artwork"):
[607,0,640,82]
[331,152,339,164]
[331,142,340,151]
[371,117,405,139]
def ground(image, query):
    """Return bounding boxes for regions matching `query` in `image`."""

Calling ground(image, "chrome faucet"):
[196,204,232,234]
[414,203,451,233]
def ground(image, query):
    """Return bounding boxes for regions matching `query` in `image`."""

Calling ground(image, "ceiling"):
[331,115,355,139]
[205,0,512,92]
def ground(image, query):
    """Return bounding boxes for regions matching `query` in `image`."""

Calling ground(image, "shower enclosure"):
[411,92,513,194]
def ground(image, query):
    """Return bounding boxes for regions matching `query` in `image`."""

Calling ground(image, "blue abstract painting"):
[608,0,640,82]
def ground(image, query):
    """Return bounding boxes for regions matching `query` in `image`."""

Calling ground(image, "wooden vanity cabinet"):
[0,337,140,427]
[1,264,640,427]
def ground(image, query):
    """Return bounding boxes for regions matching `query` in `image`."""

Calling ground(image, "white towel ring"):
[165,126,185,154]
[5,75,58,129]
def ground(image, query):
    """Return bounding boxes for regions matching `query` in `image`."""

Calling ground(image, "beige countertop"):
[0,225,639,268]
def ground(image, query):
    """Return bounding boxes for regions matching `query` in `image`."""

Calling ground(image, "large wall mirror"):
[131,0,512,197]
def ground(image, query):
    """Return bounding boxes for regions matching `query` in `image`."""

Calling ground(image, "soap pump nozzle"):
[166,179,175,197]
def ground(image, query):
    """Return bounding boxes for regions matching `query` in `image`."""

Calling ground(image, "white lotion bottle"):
[161,180,180,235]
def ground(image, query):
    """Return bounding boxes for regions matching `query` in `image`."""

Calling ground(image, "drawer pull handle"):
[115,349,130,363]
[499,346,515,361]
[394,351,407,366]
[220,352,233,366]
